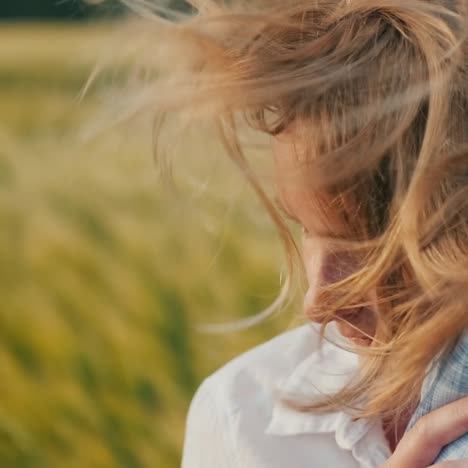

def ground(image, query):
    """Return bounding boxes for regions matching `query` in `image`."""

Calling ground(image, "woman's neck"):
[383,402,418,452]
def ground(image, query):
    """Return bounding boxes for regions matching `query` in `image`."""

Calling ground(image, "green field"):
[0,22,299,468]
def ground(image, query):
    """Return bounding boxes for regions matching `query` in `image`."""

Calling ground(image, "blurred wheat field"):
[0,22,299,468]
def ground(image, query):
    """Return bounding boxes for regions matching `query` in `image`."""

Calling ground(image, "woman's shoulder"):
[186,323,323,432]
[204,323,322,402]
[182,324,321,468]
[182,323,377,468]
[182,324,324,468]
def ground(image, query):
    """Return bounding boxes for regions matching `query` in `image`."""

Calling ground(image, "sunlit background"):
[0,1,298,467]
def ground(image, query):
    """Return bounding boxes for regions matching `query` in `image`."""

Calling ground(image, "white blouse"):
[181,323,392,468]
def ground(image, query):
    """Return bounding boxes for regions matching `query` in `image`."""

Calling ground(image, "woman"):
[119,0,468,465]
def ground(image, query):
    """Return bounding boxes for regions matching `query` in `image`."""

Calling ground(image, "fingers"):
[383,396,468,468]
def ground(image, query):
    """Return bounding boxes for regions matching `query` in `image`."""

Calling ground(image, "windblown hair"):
[117,0,468,423]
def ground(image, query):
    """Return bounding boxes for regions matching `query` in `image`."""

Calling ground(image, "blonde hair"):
[114,0,468,423]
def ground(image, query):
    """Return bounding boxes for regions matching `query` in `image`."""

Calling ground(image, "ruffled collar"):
[265,323,391,468]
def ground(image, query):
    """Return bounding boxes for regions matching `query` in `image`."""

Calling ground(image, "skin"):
[273,133,376,341]
[273,134,468,466]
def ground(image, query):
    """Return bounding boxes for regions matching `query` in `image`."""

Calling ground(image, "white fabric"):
[181,323,392,468]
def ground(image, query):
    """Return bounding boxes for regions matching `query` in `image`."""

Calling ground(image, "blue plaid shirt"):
[407,330,468,461]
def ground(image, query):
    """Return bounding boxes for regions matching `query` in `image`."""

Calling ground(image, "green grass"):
[0,22,299,468]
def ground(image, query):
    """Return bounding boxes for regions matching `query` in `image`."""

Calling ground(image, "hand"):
[381,396,468,467]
